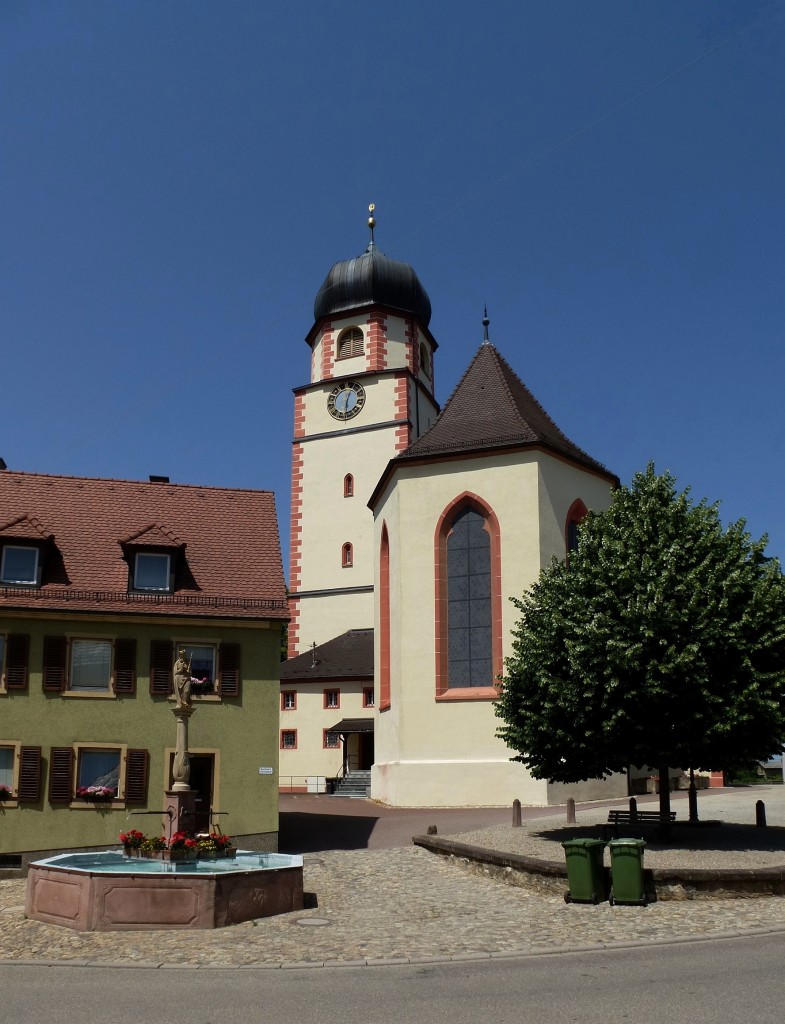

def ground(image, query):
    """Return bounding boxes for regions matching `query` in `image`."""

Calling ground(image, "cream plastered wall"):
[299,374,400,437]
[309,313,416,382]
[278,680,372,786]
[537,456,615,568]
[371,451,624,807]
[294,369,435,653]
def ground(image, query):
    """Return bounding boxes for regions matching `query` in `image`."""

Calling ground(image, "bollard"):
[756,800,767,828]
[566,797,576,824]
[512,799,522,827]
[427,825,438,835]
[628,796,638,823]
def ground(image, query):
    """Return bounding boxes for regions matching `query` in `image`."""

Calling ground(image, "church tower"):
[288,211,440,656]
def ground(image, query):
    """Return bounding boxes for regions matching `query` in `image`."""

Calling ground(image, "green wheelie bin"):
[561,838,607,904]
[608,838,647,905]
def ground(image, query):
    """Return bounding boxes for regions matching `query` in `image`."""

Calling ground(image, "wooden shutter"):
[125,748,148,804]
[17,746,41,802]
[5,634,30,690]
[42,636,67,692]
[218,643,241,698]
[48,746,74,803]
[149,640,173,695]
[114,638,137,695]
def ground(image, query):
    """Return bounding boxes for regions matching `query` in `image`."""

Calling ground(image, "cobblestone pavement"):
[4,826,785,967]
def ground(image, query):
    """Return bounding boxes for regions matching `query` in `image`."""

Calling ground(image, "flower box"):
[123,847,142,858]
[159,849,198,863]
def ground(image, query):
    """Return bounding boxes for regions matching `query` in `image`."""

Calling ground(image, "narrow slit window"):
[342,542,353,568]
[344,474,354,498]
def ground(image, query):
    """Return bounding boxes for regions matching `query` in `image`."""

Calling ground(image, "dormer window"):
[133,552,172,592]
[0,545,40,586]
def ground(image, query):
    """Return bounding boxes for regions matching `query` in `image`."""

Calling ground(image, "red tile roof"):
[0,471,288,621]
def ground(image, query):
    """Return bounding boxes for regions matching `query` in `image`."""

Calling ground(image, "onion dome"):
[313,241,432,326]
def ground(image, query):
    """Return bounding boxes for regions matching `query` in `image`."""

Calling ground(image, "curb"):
[412,834,785,899]
[2,925,785,970]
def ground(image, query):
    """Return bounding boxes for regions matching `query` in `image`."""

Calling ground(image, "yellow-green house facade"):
[0,471,288,868]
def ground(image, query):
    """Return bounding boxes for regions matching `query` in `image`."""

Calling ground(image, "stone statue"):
[173,648,192,709]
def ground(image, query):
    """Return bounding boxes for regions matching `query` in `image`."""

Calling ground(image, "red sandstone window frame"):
[281,691,297,711]
[322,728,341,749]
[341,542,353,568]
[434,492,503,701]
[363,687,375,708]
[565,498,589,555]
[323,688,340,710]
[379,523,391,711]
[280,730,297,750]
[344,474,354,498]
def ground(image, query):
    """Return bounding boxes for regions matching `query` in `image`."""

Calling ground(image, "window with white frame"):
[324,689,340,709]
[133,552,171,591]
[178,643,216,695]
[70,640,113,692]
[363,687,375,708]
[0,545,39,586]
[281,691,296,710]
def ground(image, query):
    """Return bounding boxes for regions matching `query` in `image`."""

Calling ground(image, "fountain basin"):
[25,851,304,931]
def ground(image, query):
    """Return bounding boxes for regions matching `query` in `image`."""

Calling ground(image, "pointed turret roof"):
[368,343,616,511]
[399,343,612,476]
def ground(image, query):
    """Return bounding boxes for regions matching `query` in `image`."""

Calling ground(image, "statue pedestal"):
[164,789,197,839]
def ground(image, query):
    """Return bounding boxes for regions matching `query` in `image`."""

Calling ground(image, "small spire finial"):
[368,203,376,246]
[482,305,490,344]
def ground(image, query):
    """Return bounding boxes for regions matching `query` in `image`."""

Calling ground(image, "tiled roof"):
[397,343,614,478]
[119,523,185,548]
[0,471,288,620]
[0,514,53,541]
[280,629,374,681]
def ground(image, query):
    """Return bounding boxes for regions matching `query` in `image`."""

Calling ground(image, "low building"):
[0,470,288,867]
[279,629,373,793]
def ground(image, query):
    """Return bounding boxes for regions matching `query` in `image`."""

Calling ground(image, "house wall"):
[278,679,373,791]
[0,612,281,859]
[371,451,624,807]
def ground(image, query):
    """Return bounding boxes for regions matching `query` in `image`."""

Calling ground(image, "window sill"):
[435,687,498,702]
[67,800,124,810]
[62,691,117,699]
[167,694,221,704]
[0,799,19,808]
[61,692,118,700]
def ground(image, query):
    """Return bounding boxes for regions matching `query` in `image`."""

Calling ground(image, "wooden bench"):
[601,809,676,839]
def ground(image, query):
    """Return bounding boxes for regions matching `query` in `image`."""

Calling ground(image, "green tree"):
[495,465,785,823]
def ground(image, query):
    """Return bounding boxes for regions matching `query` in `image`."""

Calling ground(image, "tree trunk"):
[658,764,672,840]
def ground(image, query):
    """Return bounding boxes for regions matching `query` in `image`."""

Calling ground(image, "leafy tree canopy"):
[495,465,785,784]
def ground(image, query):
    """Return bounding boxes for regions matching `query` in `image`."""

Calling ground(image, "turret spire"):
[482,306,490,344]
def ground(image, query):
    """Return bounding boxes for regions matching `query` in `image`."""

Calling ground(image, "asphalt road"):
[3,932,784,1024]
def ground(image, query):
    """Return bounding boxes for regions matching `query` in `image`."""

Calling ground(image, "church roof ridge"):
[396,341,614,478]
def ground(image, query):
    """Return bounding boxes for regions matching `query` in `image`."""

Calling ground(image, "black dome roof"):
[314,243,431,326]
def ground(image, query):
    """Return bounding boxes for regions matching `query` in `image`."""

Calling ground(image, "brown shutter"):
[48,746,74,803]
[42,636,67,692]
[17,746,41,802]
[125,748,148,804]
[114,638,137,695]
[5,634,29,690]
[218,643,241,698]
[149,640,173,695]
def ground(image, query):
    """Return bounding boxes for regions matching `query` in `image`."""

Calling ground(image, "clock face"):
[327,381,366,421]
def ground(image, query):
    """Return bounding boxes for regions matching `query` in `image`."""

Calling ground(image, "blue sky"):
[2,1,783,571]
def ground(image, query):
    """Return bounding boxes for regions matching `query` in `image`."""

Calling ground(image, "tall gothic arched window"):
[379,524,391,710]
[434,494,502,698]
[565,499,588,554]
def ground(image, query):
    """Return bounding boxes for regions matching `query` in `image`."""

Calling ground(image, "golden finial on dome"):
[368,203,376,245]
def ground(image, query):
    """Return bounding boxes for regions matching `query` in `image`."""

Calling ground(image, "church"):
[280,214,627,807]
